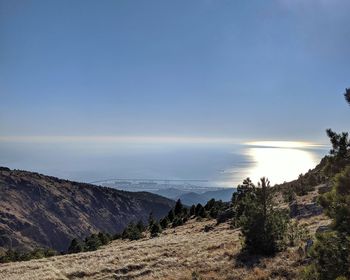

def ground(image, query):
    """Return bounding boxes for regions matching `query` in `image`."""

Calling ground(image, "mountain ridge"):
[0,167,175,252]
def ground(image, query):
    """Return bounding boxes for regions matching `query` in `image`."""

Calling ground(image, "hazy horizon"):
[0,138,328,188]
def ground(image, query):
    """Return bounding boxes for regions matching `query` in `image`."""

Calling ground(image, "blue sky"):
[1,0,350,143]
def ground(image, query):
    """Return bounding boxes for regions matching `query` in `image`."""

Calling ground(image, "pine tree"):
[174,199,183,216]
[148,212,155,228]
[195,204,206,218]
[167,209,175,222]
[240,177,289,255]
[190,205,196,216]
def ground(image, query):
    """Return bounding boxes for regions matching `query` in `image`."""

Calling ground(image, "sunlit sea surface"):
[0,139,328,188]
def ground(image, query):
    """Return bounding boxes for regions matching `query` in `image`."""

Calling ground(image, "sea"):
[0,139,328,189]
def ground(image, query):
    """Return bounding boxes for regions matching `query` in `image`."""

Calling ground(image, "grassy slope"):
[0,187,331,280]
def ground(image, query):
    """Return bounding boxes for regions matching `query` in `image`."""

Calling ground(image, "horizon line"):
[0,135,328,147]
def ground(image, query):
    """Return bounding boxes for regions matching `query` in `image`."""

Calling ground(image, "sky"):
[1,0,350,144]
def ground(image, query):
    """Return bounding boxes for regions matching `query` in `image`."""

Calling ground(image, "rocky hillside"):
[0,167,175,252]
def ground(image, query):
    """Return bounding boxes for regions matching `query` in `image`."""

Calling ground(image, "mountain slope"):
[177,188,236,206]
[0,214,331,280]
[0,167,174,252]
[151,187,236,206]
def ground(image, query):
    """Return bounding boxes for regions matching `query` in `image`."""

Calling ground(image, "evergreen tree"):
[239,177,289,255]
[190,205,196,216]
[174,199,183,216]
[85,234,102,251]
[231,178,256,223]
[97,232,110,246]
[195,204,207,218]
[136,220,146,232]
[326,129,350,159]
[122,222,142,240]
[160,217,169,229]
[150,222,162,237]
[68,238,84,254]
[167,209,175,222]
[204,199,226,218]
[205,198,216,211]
[148,212,155,228]
[195,203,203,216]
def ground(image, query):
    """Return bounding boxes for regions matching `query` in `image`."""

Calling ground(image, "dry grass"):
[0,212,331,280]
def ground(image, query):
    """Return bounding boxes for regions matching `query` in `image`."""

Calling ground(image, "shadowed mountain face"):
[153,188,236,206]
[0,167,175,252]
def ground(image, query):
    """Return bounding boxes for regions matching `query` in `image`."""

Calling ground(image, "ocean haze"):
[0,138,327,188]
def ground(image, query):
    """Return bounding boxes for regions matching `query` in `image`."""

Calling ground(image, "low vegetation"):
[0,215,331,280]
[0,248,57,263]
[301,166,350,280]
[68,232,112,254]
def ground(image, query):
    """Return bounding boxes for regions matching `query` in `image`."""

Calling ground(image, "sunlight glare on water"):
[242,141,322,185]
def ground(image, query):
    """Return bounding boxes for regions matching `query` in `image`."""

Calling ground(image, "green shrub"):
[0,247,58,263]
[148,212,155,228]
[282,187,296,203]
[204,199,227,219]
[68,238,84,254]
[191,271,203,280]
[285,220,309,247]
[303,163,350,279]
[319,166,350,234]
[150,222,162,237]
[122,222,143,240]
[301,231,350,280]
[136,220,146,233]
[85,234,102,251]
[160,217,169,229]
[98,232,110,246]
[172,217,184,228]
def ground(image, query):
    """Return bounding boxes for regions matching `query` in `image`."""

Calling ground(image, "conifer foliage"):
[303,166,350,280]
[237,177,289,255]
